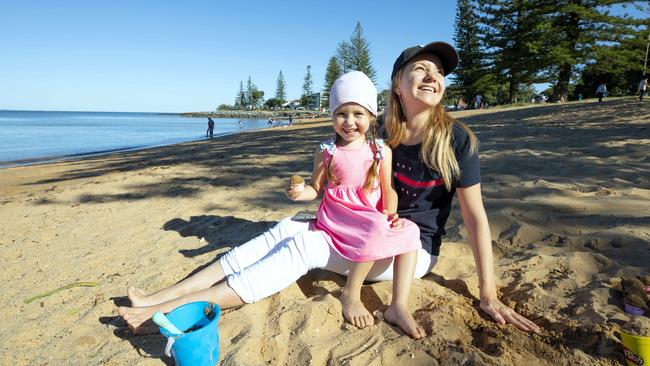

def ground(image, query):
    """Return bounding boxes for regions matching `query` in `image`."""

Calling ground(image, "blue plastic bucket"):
[159,301,221,366]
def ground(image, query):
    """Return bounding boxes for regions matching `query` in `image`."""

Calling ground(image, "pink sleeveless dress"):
[314,139,421,262]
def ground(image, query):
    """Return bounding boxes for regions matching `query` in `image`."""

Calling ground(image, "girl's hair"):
[385,67,478,191]
[327,108,380,193]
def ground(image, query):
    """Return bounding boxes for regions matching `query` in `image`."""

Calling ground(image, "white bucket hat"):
[329,71,377,116]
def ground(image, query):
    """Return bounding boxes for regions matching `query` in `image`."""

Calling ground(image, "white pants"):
[220,217,437,303]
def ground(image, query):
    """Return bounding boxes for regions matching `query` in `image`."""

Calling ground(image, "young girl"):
[119,71,427,339]
[288,71,423,334]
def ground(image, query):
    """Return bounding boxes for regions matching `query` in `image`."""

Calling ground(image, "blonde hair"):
[327,108,380,193]
[385,68,478,191]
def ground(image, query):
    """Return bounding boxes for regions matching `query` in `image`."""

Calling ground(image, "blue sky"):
[0,1,645,113]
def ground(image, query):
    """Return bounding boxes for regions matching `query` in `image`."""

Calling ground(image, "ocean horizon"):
[0,110,277,167]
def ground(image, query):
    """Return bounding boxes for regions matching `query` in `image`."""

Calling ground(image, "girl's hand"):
[479,297,541,334]
[285,185,303,200]
[383,211,403,229]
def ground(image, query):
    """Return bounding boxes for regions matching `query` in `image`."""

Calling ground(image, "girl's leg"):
[323,248,436,281]
[127,217,310,307]
[120,229,331,334]
[384,250,426,339]
[226,229,331,303]
[128,260,227,307]
[119,282,244,334]
[340,261,375,328]
[220,217,311,274]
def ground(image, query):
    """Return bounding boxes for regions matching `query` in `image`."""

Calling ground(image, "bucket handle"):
[164,336,176,358]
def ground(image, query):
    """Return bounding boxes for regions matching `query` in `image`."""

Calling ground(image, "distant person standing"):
[595,83,607,103]
[638,77,648,101]
[238,119,243,129]
[474,94,482,109]
[207,117,215,139]
[288,115,293,126]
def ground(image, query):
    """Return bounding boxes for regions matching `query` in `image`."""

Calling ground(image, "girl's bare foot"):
[384,304,426,339]
[127,286,152,307]
[340,289,374,328]
[118,305,159,334]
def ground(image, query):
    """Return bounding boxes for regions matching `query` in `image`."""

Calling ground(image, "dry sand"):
[1,98,648,365]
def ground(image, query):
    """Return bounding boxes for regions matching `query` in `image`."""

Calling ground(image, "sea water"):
[0,110,274,167]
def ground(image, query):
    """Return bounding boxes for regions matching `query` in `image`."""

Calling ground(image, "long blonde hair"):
[326,110,380,193]
[385,68,478,191]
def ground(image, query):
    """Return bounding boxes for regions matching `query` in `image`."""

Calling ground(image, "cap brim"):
[412,42,458,76]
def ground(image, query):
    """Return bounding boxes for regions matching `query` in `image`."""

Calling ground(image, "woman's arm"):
[457,183,540,333]
[286,147,327,201]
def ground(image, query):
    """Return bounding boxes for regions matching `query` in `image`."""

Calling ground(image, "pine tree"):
[453,0,490,105]
[478,0,547,103]
[275,71,287,104]
[302,65,313,107]
[235,81,245,108]
[335,22,377,81]
[336,41,352,73]
[349,22,377,81]
[323,57,342,106]
[245,76,254,109]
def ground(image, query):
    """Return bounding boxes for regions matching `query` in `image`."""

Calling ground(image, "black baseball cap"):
[391,41,459,80]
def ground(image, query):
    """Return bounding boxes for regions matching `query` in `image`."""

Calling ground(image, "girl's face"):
[395,54,446,112]
[333,103,372,146]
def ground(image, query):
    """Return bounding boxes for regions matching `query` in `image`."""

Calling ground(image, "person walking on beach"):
[474,94,482,109]
[638,77,648,101]
[206,117,215,139]
[119,71,427,338]
[596,83,607,102]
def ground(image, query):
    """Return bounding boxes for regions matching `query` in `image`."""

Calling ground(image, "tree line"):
[220,2,648,111]
[452,0,649,106]
[220,22,376,111]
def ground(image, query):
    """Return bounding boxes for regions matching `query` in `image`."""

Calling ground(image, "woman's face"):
[395,54,446,112]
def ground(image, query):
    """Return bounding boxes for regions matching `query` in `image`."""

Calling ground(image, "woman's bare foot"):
[118,305,159,334]
[340,289,374,328]
[384,304,426,339]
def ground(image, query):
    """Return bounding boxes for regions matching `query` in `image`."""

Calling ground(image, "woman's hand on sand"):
[384,211,403,229]
[479,297,540,334]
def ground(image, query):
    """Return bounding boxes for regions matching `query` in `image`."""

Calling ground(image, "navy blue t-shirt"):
[392,123,481,256]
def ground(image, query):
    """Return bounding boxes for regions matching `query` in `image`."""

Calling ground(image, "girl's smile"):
[333,103,372,147]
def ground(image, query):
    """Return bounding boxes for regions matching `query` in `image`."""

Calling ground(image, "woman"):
[384,41,539,333]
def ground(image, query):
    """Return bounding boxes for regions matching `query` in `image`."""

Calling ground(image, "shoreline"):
[0,117,329,170]
[0,131,238,169]
[0,110,318,169]
[0,118,315,169]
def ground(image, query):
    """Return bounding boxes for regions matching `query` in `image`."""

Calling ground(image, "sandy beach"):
[1,98,648,365]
